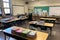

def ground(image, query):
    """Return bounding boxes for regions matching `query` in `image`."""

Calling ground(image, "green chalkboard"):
[34,6,49,15]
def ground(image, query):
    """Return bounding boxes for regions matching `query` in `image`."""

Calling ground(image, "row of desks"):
[0,17,28,23]
[40,18,56,23]
[0,17,56,23]
[29,21,54,27]
[2,17,56,40]
[29,21,54,35]
[0,17,28,29]
[32,17,56,23]
[40,18,56,21]
[3,26,49,40]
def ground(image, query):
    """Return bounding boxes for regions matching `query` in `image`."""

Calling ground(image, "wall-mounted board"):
[34,6,49,16]
[13,5,25,16]
[49,7,60,16]
[34,6,60,16]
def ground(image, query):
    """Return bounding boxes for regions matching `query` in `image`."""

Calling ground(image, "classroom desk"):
[44,23,54,27]
[40,18,56,20]
[0,16,28,29]
[18,16,28,25]
[3,26,48,40]
[0,17,20,23]
[29,21,54,35]
[0,16,28,23]
[0,17,20,29]
[29,21,37,24]
[29,21,54,27]
[19,17,28,21]
[0,17,27,24]
[40,18,56,23]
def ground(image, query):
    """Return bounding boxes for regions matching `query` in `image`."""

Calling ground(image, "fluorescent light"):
[31,0,35,1]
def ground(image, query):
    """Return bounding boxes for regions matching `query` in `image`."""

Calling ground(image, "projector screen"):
[49,7,60,16]
[13,5,25,16]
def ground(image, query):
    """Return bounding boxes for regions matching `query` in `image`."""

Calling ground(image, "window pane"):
[3,0,9,2]
[0,8,2,14]
[4,9,10,14]
[3,2,9,8]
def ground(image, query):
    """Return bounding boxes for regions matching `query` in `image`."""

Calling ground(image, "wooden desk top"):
[19,17,28,20]
[6,16,28,22]
[0,17,28,23]
[3,26,48,40]
[29,21,54,28]
[44,23,54,27]
[29,21,38,24]
[40,18,56,20]
[0,17,20,23]
[7,18,20,22]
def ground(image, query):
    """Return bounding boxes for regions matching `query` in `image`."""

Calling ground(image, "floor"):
[48,24,60,40]
[0,20,60,40]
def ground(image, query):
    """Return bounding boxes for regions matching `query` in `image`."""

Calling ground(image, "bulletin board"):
[13,5,25,16]
[34,6,60,16]
[49,7,60,16]
[34,6,49,16]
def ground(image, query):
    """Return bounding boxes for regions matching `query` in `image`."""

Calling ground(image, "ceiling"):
[24,0,60,3]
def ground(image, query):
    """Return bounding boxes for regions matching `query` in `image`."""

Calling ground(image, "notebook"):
[16,29,23,33]
[28,31,36,36]
[22,30,30,34]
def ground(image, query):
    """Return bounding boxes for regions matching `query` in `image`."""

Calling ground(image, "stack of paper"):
[37,21,44,25]
[22,30,30,37]
[28,31,36,36]
[33,21,37,24]
[22,30,30,34]
[27,31,36,39]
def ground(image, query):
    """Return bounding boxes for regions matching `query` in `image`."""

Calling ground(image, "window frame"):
[3,0,11,15]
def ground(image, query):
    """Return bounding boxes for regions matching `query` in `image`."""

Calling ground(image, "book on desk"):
[11,28,36,39]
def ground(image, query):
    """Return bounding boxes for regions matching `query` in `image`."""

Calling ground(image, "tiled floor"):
[0,20,60,40]
[48,24,60,40]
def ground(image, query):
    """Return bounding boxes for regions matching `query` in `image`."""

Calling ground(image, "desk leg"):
[4,35,6,40]
[50,28,52,36]
[4,35,10,40]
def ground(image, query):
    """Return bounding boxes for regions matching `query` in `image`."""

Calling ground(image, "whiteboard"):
[13,6,25,16]
[49,7,60,16]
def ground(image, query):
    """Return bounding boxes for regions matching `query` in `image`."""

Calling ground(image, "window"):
[3,0,10,14]
[4,9,10,13]
[3,0,9,2]
[3,2,9,8]
[0,8,2,16]
[0,9,1,14]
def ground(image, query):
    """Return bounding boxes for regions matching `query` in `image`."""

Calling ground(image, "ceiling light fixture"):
[31,0,35,1]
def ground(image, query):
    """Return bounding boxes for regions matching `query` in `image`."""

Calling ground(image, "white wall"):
[12,0,25,5]
[28,0,60,16]
[11,0,60,15]
[28,0,60,9]
[12,0,28,16]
